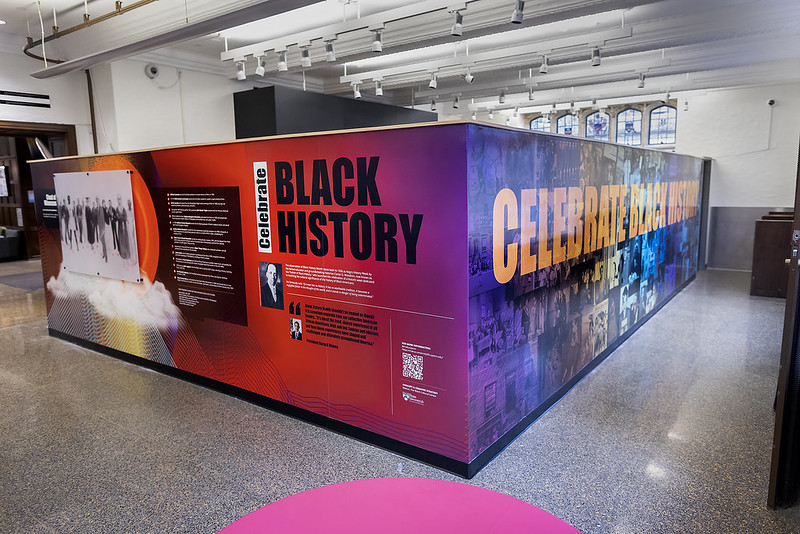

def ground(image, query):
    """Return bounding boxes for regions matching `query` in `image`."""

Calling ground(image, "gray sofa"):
[0,228,22,261]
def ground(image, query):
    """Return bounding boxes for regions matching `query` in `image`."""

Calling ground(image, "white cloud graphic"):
[47,270,180,330]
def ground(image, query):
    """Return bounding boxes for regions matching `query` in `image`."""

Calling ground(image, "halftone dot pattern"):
[38,225,61,312]
[47,294,175,367]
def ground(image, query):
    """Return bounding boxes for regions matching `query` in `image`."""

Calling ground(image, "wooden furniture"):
[750,213,793,297]
[0,228,22,261]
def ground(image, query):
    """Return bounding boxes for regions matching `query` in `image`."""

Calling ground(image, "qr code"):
[402,352,423,381]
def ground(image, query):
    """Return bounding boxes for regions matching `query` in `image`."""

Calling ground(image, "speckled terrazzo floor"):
[1,260,799,533]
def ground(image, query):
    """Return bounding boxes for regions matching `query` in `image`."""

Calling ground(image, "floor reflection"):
[0,259,47,327]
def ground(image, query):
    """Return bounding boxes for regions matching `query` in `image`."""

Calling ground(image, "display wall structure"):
[233,86,437,139]
[31,122,703,477]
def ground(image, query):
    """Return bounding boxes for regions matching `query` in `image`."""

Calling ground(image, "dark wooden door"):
[0,136,26,256]
[0,121,78,259]
[768,141,800,508]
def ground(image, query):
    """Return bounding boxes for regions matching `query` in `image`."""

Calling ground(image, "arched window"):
[529,116,551,133]
[616,108,642,145]
[556,114,579,136]
[649,105,677,144]
[585,112,610,141]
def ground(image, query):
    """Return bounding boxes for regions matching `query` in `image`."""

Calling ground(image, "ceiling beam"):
[220,0,476,61]
[340,27,632,84]
[30,0,322,79]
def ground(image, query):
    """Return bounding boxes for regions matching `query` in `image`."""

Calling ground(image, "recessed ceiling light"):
[0,20,6,25]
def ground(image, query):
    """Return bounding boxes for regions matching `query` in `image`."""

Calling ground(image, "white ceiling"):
[1,0,798,115]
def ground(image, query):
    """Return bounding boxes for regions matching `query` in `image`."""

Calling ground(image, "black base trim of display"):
[467,274,697,477]
[47,328,471,477]
[48,274,695,480]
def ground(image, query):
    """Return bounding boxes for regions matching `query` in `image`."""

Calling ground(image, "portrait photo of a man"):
[259,261,284,310]
[290,319,302,341]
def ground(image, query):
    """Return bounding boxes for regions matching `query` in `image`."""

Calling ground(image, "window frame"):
[648,105,677,145]
[585,111,610,141]
[616,108,643,145]
[556,113,579,136]
[529,116,551,133]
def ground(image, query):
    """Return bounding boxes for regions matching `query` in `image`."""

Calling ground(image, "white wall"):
[106,59,240,152]
[180,68,242,145]
[1,44,242,155]
[676,83,800,208]
[109,60,186,151]
[0,39,94,154]
[443,83,800,210]
[437,109,526,128]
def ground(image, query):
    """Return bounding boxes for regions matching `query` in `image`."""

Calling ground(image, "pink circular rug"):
[220,477,581,533]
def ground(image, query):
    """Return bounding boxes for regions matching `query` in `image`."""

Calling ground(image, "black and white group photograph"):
[54,170,141,282]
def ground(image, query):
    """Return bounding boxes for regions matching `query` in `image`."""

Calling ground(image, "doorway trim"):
[768,139,800,508]
[0,120,78,155]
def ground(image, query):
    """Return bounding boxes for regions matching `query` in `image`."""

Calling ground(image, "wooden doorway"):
[0,121,78,259]
[768,140,800,508]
